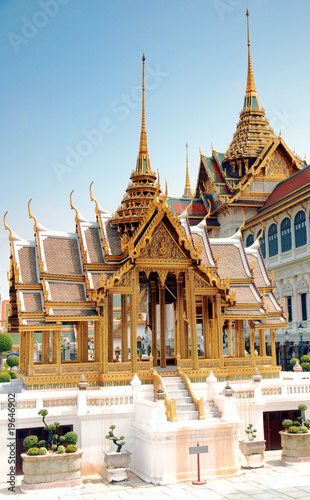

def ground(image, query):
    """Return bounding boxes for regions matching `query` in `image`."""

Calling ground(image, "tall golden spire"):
[182,143,192,198]
[136,53,150,173]
[246,10,256,96]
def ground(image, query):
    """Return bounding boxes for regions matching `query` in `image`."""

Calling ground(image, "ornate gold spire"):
[223,11,274,164]
[136,53,151,173]
[111,54,157,237]
[182,143,192,198]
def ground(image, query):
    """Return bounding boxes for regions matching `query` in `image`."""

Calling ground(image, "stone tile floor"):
[1,451,310,499]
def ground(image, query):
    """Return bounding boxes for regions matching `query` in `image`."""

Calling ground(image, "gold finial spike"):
[183,143,192,198]
[3,211,13,243]
[70,190,79,224]
[139,53,148,156]
[245,10,257,98]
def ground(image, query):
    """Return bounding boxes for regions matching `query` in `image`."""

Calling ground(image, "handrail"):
[178,370,205,420]
[152,370,178,422]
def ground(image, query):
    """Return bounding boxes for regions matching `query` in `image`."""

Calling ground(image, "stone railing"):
[87,394,133,406]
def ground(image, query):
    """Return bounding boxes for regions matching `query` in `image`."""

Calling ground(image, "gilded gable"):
[266,150,289,179]
[140,222,186,261]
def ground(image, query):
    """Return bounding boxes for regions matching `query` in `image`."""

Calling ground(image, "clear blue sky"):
[0,0,309,298]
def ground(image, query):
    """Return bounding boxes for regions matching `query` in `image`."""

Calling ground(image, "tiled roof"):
[226,308,263,317]
[261,164,310,210]
[246,254,266,287]
[48,282,87,302]
[230,286,260,305]
[50,308,97,317]
[192,233,213,268]
[84,227,104,263]
[90,273,102,289]
[105,222,122,255]
[211,244,249,279]
[43,237,83,276]
[264,294,281,314]
[18,246,38,284]
[22,292,43,313]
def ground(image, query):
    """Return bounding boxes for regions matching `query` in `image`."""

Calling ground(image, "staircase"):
[161,376,199,421]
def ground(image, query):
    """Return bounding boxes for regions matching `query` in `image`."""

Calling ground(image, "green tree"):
[0,333,13,372]
[6,355,19,372]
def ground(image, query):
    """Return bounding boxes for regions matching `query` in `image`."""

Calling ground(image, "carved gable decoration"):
[194,272,211,291]
[140,222,186,261]
[266,151,289,179]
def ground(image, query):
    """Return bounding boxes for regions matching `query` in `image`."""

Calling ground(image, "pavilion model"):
[5,19,287,392]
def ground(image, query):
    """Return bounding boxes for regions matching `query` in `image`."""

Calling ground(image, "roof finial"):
[183,143,192,198]
[139,53,147,156]
[246,10,257,98]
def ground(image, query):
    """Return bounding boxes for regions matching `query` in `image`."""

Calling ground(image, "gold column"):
[108,293,113,362]
[55,330,61,375]
[81,322,89,363]
[121,294,128,362]
[150,281,157,365]
[188,268,198,370]
[235,320,245,357]
[52,329,57,364]
[102,298,109,373]
[202,296,209,358]
[209,297,215,358]
[177,277,184,359]
[94,320,100,362]
[42,331,49,364]
[270,329,277,366]
[227,320,233,357]
[249,325,256,366]
[130,271,138,373]
[19,332,25,374]
[159,284,166,368]
[215,295,224,368]
[29,331,34,376]
[259,329,266,357]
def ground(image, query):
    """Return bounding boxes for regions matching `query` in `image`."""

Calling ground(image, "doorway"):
[263,409,299,450]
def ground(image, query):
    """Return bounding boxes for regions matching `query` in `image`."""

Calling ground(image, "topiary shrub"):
[6,354,19,371]
[38,447,47,455]
[28,447,40,456]
[0,373,11,383]
[298,404,308,411]
[23,435,38,450]
[300,426,308,433]
[64,431,78,445]
[288,426,301,434]
[301,362,310,371]
[0,333,13,372]
[38,440,47,448]
[301,355,310,364]
[293,421,301,427]
[304,419,310,428]
[51,444,57,452]
[59,436,66,444]
[282,419,293,429]
[65,444,77,453]
[9,372,17,379]
[57,445,65,454]
[289,358,299,367]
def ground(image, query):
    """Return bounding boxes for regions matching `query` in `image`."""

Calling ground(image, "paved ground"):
[1,451,310,499]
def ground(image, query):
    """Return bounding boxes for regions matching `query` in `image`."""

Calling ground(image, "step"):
[177,411,199,421]
[175,403,196,412]
[163,383,185,391]
[167,390,189,398]
[173,396,192,405]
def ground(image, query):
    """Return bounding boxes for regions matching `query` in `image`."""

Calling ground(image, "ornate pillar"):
[159,284,166,368]
[20,331,25,374]
[121,294,128,362]
[259,329,266,357]
[52,329,57,364]
[108,293,113,362]
[249,325,256,367]
[130,271,138,373]
[81,322,89,363]
[42,331,50,364]
[102,297,109,373]
[55,330,61,375]
[227,320,233,357]
[94,320,100,362]
[150,281,157,365]
[215,295,224,368]
[177,277,184,359]
[202,296,209,358]
[187,268,198,370]
[209,297,215,358]
[29,331,34,376]
[270,328,277,366]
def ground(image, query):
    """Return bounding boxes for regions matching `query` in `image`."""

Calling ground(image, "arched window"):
[257,230,266,258]
[246,234,254,247]
[281,217,292,253]
[268,223,278,257]
[294,211,307,248]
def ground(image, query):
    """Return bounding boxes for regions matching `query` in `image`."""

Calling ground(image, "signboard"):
[189,445,208,455]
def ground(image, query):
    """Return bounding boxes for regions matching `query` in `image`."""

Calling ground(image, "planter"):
[104,451,131,482]
[239,440,266,468]
[280,431,310,463]
[20,449,83,492]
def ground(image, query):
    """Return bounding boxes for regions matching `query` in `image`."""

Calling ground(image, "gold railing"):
[152,370,178,422]
[178,370,205,420]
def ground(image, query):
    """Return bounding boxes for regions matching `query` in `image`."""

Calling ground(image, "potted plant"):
[280,404,310,463]
[239,424,266,468]
[20,408,83,492]
[104,425,131,482]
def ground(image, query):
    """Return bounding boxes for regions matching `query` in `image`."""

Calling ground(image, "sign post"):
[189,442,208,485]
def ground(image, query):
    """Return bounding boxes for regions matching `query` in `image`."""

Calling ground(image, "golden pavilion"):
[5,15,287,391]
